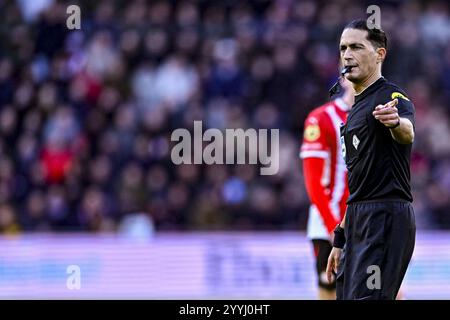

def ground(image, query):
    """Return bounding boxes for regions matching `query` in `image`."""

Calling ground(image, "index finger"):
[326,257,334,283]
[385,98,398,108]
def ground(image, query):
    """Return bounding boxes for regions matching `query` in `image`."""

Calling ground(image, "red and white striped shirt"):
[300,98,350,238]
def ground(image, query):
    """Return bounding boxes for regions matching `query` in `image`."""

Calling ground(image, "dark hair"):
[344,19,387,50]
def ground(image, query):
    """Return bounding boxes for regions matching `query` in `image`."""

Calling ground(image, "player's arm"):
[303,157,339,234]
[301,114,340,235]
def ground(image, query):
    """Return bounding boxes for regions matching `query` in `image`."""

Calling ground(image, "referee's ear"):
[376,47,386,64]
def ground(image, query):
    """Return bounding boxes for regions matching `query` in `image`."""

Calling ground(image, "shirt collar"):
[354,77,386,104]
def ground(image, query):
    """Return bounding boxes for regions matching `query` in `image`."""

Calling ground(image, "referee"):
[325,19,416,300]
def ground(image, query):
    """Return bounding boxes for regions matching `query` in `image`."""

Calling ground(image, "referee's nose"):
[342,48,354,64]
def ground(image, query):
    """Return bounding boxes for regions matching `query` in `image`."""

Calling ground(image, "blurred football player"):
[300,78,354,299]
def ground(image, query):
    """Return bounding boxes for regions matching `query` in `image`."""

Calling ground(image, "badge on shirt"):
[391,92,410,101]
[353,134,360,150]
[304,124,320,142]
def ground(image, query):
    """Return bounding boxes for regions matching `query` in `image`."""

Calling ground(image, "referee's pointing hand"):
[372,98,400,128]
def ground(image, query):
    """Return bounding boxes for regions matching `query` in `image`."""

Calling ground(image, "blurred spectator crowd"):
[0,0,449,233]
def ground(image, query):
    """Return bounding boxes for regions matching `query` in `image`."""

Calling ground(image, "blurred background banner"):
[0,232,449,299]
[0,0,449,299]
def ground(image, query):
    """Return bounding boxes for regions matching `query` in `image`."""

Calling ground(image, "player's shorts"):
[312,239,336,291]
[336,200,416,300]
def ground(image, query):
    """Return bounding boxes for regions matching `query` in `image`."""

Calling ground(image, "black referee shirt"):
[340,77,415,204]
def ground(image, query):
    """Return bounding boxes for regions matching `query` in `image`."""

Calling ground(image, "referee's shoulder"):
[378,79,412,103]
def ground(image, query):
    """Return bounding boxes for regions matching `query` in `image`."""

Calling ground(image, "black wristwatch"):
[333,224,346,249]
